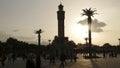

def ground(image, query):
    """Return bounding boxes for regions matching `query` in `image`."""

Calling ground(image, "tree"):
[35,29,43,46]
[82,8,97,57]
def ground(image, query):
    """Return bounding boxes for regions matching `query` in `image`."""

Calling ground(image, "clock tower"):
[57,4,65,38]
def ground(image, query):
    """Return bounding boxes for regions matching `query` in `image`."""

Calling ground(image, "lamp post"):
[48,40,51,45]
[85,37,88,45]
[118,38,120,46]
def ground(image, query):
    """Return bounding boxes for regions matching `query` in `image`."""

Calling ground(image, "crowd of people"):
[103,51,118,58]
[0,51,77,68]
[0,51,119,68]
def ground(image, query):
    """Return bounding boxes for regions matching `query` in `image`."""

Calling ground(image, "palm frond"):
[81,8,97,17]
[35,29,43,34]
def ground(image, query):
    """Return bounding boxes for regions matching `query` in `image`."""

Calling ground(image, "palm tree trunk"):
[88,16,92,57]
[38,34,40,46]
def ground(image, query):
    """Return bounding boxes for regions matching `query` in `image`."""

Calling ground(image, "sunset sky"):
[0,0,120,46]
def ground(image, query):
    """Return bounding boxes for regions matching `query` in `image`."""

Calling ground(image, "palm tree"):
[35,29,43,46]
[82,8,97,57]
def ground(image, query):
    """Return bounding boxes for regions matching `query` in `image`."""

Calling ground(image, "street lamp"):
[118,38,120,46]
[48,40,51,45]
[85,37,88,45]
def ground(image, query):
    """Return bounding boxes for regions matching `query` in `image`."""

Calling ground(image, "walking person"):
[11,53,16,63]
[73,53,77,62]
[103,52,106,58]
[0,53,7,67]
[41,55,46,68]
[22,54,26,61]
[26,55,35,68]
[36,54,41,68]
[8,53,12,62]
[59,53,66,68]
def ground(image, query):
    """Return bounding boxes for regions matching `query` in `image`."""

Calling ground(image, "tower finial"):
[60,0,62,4]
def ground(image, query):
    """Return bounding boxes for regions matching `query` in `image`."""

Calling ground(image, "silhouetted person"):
[42,52,46,60]
[0,53,7,67]
[11,53,16,63]
[109,52,114,58]
[70,52,73,62]
[22,54,26,61]
[59,53,66,68]
[41,55,46,68]
[103,52,106,58]
[49,54,52,64]
[73,53,77,62]
[114,52,117,58]
[36,54,41,68]
[8,53,12,62]
[26,56,35,68]
[49,54,56,65]
[103,50,107,58]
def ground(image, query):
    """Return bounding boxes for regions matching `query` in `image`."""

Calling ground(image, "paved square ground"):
[1,54,120,68]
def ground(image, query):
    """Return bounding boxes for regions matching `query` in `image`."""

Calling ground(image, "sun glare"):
[71,24,88,39]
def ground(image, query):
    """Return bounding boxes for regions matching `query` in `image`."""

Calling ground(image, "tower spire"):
[60,0,62,4]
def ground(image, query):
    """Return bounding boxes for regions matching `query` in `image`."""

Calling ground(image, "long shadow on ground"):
[90,59,100,68]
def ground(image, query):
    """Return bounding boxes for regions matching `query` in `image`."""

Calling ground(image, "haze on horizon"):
[0,0,120,46]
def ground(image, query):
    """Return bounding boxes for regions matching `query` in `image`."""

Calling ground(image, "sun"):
[71,24,88,39]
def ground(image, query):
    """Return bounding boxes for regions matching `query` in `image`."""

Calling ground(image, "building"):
[53,3,68,46]
[51,4,69,55]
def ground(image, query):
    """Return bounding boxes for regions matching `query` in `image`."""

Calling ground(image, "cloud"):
[0,31,11,42]
[16,36,35,41]
[78,19,106,32]
[13,29,19,32]
[0,30,35,43]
